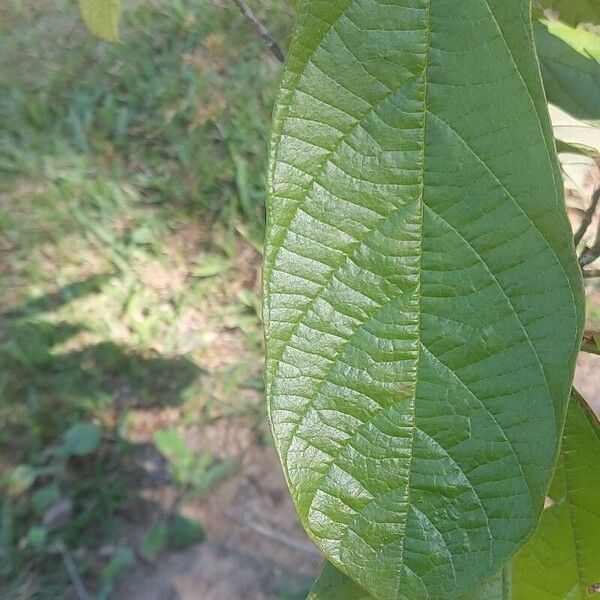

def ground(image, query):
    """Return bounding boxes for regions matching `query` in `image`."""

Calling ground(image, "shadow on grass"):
[1,274,201,455]
[0,275,201,598]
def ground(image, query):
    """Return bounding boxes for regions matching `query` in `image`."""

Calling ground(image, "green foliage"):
[264,1,585,598]
[62,422,102,457]
[166,514,205,551]
[77,0,121,42]
[98,547,135,600]
[0,1,289,593]
[512,392,600,599]
[154,429,238,496]
[140,522,168,560]
[2,0,599,598]
[534,20,600,124]
[136,514,206,559]
[6,465,37,496]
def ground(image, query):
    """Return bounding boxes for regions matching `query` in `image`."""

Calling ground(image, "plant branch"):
[574,187,600,248]
[53,541,92,600]
[583,269,600,279]
[579,218,600,267]
[231,0,286,63]
[581,331,600,356]
[223,509,319,556]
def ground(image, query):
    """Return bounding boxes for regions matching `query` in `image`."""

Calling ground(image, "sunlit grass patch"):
[0,0,293,594]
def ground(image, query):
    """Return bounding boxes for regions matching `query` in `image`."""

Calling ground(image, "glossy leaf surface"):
[264,1,584,598]
[512,392,600,599]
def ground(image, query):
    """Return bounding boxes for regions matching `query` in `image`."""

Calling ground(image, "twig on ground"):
[574,187,600,248]
[231,0,286,63]
[583,269,600,279]
[224,509,319,556]
[52,541,92,600]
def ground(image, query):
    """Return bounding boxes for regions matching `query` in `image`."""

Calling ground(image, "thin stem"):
[581,331,600,356]
[574,187,600,248]
[581,343,600,356]
[54,541,92,600]
[231,0,286,63]
[579,216,600,267]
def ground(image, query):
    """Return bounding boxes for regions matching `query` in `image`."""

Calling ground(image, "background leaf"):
[167,515,205,551]
[512,392,600,599]
[264,1,584,598]
[62,422,102,457]
[534,20,600,123]
[536,1,600,26]
[77,0,120,42]
[6,465,36,496]
[140,522,168,561]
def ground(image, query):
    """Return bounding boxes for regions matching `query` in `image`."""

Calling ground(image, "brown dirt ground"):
[116,417,321,600]
[575,353,600,415]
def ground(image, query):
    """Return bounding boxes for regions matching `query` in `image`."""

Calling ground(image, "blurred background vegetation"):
[0,1,323,598]
[0,1,599,599]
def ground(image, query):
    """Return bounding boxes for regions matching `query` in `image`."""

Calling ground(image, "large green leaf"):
[512,392,600,599]
[77,0,120,42]
[264,1,584,598]
[534,20,600,123]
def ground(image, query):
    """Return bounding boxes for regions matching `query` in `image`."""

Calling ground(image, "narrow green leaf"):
[536,1,600,26]
[534,20,600,123]
[26,526,49,550]
[77,0,121,42]
[264,1,584,598]
[7,464,36,496]
[513,392,600,599]
[140,522,168,560]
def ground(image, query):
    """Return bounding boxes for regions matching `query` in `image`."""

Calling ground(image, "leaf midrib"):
[395,0,431,594]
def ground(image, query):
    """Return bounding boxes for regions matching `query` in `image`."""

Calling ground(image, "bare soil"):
[116,416,320,600]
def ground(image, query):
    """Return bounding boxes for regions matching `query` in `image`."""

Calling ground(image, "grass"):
[0,0,294,596]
